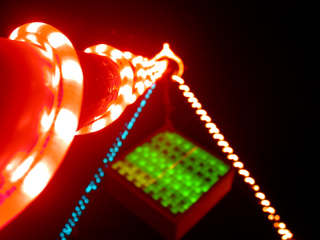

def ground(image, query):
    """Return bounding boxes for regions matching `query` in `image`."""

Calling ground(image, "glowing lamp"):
[0,22,183,230]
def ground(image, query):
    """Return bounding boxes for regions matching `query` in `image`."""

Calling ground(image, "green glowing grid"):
[112,131,230,214]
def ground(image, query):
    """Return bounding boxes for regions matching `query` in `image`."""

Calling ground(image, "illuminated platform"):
[105,128,235,240]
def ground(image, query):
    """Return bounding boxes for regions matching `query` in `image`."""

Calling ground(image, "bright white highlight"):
[91,118,107,132]
[11,156,35,182]
[119,84,132,97]
[55,109,77,144]
[120,66,134,79]
[40,110,55,132]
[48,32,72,48]
[26,34,38,44]
[61,59,83,84]
[26,22,44,33]
[110,105,122,121]
[23,162,50,198]
[95,44,107,53]
[111,49,123,60]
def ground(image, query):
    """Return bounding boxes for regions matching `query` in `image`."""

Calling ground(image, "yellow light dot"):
[261,200,270,206]
[179,85,189,92]
[196,109,206,115]
[213,134,224,140]
[279,223,286,229]
[172,75,184,84]
[184,92,194,98]
[192,102,202,109]
[201,115,211,122]
[239,169,250,177]
[188,97,198,103]
[268,214,274,220]
[253,185,260,191]
[267,207,275,214]
[244,177,255,185]
[286,232,293,238]
[218,141,229,147]
[233,161,243,168]
[256,192,265,199]
[227,154,239,161]
[275,215,280,221]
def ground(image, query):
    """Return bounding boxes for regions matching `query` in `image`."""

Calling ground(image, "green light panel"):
[112,131,230,214]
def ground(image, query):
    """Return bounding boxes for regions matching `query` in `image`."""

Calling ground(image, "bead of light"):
[253,185,260,191]
[279,222,286,229]
[244,177,255,185]
[218,141,229,147]
[233,161,243,168]
[213,134,224,140]
[268,214,274,220]
[261,200,271,206]
[227,154,239,161]
[239,169,250,177]
[267,207,275,214]
[255,192,265,199]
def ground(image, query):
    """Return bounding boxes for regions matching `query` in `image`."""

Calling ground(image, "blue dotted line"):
[58,84,156,240]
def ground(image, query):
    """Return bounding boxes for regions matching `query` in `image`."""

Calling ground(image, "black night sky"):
[0,1,313,240]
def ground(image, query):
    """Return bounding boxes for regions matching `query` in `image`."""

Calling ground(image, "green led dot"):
[152,193,160,200]
[189,193,199,203]
[170,207,179,214]
[126,175,134,182]
[161,200,169,207]
[201,184,211,192]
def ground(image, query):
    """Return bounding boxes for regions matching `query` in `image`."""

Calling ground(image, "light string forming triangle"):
[171,75,293,240]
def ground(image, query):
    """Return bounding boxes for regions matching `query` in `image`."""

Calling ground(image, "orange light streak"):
[172,74,293,239]
[1,22,83,230]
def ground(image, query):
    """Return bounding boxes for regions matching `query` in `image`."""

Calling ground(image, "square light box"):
[105,129,235,240]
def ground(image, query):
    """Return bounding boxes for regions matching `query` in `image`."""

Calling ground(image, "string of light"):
[58,84,156,240]
[0,22,84,229]
[171,75,293,240]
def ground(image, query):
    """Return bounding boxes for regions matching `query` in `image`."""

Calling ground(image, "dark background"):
[0,1,313,239]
